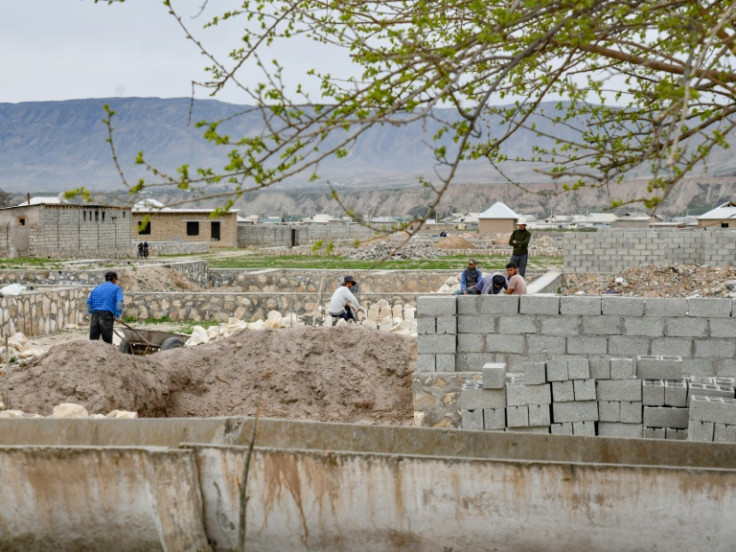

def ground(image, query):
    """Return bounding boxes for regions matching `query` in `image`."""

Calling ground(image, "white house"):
[478,202,522,235]
[696,202,736,229]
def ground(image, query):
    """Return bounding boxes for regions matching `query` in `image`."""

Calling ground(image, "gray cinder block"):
[665,428,687,440]
[643,380,665,406]
[665,318,708,338]
[602,297,645,316]
[506,382,551,406]
[479,295,519,314]
[561,296,602,315]
[596,379,642,402]
[643,406,689,429]
[551,422,574,435]
[645,298,687,317]
[523,361,547,385]
[610,358,636,380]
[506,405,530,427]
[417,334,456,354]
[506,426,550,434]
[690,395,736,425]
[552,381,574,403]
[458,314,496,334]
[529,403,551,426]
[636,355,684,379]
[714,423,736,443]
[687,419,715,442]
[567,336,607,355]
[461,385,507,410]
[482,362,506,389]
[588,357,610,380]
[483,408,506,430]
[462,409,484,430]
[418,296,457,317]
[436,316,457,335]
[573,379,597,401]
[546,358,568,382]
[485,334,526,354]
[417,317,436,335]
[644,427,666,439]
[499,316,538,335]
[620,401,643,424]
[664,380,688,407]
[435,354,456,372]
[598,401,620,423]
[553,401,599,423]
[687,382,734,404]
[416,354,436,372]
[598,423,643,439]
[567,357,590,380]
[688,297,732,318]
[520,295,560,315]
[572,421,596,436]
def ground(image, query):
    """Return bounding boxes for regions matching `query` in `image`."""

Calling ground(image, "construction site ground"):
[8,233,736,424]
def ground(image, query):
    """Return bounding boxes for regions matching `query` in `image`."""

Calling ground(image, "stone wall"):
[0,288,88,338]
[0,261,210,288]
[123,291,422,323]
[238,224,376,247]
[210,269,456,294]
[563,229,736,272]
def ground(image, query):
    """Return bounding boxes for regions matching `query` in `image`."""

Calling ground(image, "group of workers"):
[455,218,531,296]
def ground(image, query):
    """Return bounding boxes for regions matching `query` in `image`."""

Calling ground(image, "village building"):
[0,201,132,258]
[478,202,522,235]
[131,202,238,248]
[696,202,736,229]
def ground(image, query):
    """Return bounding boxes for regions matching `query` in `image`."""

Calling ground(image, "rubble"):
[563,264,736,298]
[348,240,441,260]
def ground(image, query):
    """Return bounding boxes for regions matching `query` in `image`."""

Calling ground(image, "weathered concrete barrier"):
[1,417,735,551]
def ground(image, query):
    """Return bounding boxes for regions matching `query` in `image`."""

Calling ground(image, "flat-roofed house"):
[132,202,239,248]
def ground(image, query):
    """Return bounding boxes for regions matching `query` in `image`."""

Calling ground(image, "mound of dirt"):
[435,236,476,249]
[118,265,202,292]
[8,326,417,425]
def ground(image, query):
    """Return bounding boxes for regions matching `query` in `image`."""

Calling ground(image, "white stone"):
[335,318,349,327]
[248,319,266,331]
[52,403,89,418]
[186,326,210,346]
[404,306,416,320]
[361,319,378,330]
[367,304,381,321]
[378,316,393,332]
[392,304,404,319]
[0,410,24,418]
[106,409,138,419]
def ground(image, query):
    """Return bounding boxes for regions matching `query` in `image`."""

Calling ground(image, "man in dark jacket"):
[509,218,532,278]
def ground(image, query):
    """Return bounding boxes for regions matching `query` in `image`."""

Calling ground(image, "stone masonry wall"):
[0,288,88,339]
[123,292,422,323]
[238,224,375,247]
[563,229,736,273]
[210,269,455,294]
[0,261,210,288]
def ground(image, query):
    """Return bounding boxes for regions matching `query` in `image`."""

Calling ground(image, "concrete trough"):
[0,417,735,551]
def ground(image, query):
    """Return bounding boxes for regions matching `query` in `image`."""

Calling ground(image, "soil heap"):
[8,326,417,425]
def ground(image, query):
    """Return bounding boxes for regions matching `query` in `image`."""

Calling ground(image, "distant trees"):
[95,0,736,224]
[0,188,12,208]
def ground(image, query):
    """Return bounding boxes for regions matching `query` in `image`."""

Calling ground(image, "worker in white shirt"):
[328,275,364,322]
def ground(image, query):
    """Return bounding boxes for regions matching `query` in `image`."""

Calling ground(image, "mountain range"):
[1,97,734,216]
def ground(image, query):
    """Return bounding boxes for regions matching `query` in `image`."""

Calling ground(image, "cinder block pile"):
[595,358,642,438]
[548,358,598,436]
[638,355,688,440]
[688,377,736,442]
[415,296,457,372]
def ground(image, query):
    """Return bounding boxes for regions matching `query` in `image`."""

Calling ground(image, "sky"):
[1,0,347,105]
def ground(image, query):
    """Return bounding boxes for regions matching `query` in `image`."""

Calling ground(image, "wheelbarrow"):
[115,320,189,355]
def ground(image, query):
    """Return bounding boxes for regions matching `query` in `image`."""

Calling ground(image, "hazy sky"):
[1,0,345,105]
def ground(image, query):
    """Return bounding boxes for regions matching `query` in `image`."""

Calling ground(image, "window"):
[138,221,151,235]
[211,221,221,241]
[102,211,105,222]
[722,222,729,228]
[17,217,26,227]
[187,221,200,236]
[95,210,99,222]
[83,212,87,222]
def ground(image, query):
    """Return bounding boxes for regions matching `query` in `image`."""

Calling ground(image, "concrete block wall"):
[416,295,736,376]
[238,223,375,248]
[562,229,736,273]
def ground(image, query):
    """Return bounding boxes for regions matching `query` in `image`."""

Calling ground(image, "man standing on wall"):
[509,218,532,278]
[86,271,124,344]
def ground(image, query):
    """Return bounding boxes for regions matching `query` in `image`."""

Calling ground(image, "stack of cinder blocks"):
[416,296,457,372]
[506,365,552,433]
[639,355,689,440]
[548,358,598,436]
[460,363,507,430]
[595,358,643,438]
[688,376,736,441]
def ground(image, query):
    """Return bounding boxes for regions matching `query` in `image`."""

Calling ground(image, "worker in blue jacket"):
[455,259,482,295]
[86,271,124,344]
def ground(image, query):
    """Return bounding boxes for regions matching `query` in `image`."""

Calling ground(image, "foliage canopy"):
[97,0,736,219]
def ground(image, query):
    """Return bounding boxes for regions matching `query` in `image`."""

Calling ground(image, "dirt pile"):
[563,264,736,298]
[117,266,202,292]
[8,326,417,425]
[435,236,476,249]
